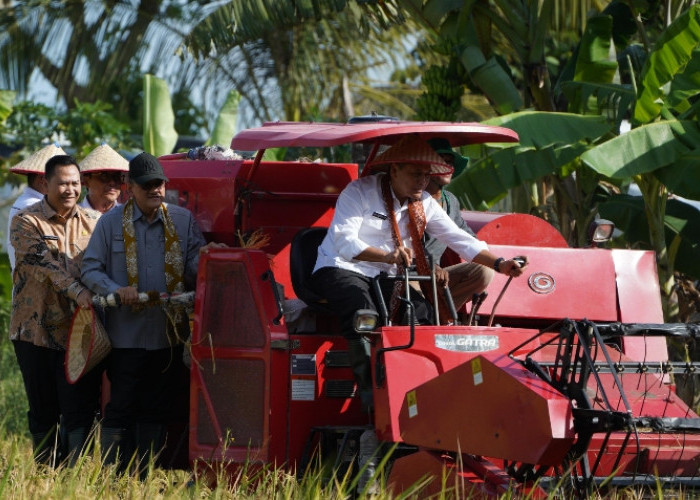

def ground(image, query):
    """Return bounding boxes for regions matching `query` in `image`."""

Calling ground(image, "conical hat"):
[65,305,111,384]
[10,143,67,175]
[366,136,453,175]
[79,144,129,173]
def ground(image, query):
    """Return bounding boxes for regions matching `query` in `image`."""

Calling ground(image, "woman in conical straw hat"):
[79,144,129,214]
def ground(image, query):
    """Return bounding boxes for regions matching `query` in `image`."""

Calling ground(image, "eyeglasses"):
[86,172,124,184]
[138,179,166,191]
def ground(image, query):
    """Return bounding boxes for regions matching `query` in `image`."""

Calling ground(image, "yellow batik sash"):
[122,199,186,341]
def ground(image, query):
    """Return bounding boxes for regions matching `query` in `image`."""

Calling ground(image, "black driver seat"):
[289,227,333,312]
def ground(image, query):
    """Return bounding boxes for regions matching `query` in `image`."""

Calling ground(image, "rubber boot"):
[31,428,60,467]
[100,427,126,470]
[347,337,374,412]
[135,423,165,478]
[65,427,90,467]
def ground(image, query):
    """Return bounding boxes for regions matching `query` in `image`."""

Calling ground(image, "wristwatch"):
[494,257,505,273]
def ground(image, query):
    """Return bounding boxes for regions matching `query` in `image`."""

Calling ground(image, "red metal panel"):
[372,326,542,443]
[163,158,357,298]
[476,213,569,248]
[232,121,519,150]
[612,249,664,323]
[479,244,619,322]
[237,160,356,297]
[396,354,575,465]
[162,158,243,245]
[588,434,700,477]
[387,451,545,499]
[190,249,288,465]
[285,335,366,466]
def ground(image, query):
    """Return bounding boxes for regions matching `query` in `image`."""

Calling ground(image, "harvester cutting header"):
[156,119,700,497]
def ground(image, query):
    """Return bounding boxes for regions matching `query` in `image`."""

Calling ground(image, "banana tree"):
[206,90,241,148]
[0,90,13,123]
[143,74,178,157]
[448,111,614,245]
[580,5,700,319]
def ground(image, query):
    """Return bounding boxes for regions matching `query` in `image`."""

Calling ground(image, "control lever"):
[467,293,479,326]
[468,291,488,326]
[488,255,528,327]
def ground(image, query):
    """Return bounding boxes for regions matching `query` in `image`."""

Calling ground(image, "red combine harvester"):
[159,121,700,497]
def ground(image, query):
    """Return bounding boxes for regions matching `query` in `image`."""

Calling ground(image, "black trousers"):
[13,340,101,434]
[308,267,433,410]
[103,346,189,429]
[308,266,433,337]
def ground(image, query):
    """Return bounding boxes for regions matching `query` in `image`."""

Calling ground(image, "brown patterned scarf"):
[381,175,451,324]
[122,198,186,340]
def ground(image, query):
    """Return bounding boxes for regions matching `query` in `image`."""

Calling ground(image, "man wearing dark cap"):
[82,152,212,470]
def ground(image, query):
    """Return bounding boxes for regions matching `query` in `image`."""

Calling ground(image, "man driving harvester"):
[308,135,528,411]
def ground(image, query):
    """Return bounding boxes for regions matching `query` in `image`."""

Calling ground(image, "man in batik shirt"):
[10,155,101,466]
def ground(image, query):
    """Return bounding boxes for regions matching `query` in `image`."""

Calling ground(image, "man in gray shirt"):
[82,152,210,471]
[425,139,494,323]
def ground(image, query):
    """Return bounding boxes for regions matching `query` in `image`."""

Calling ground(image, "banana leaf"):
[206,89,241,148]
[449,143,589,208]
[143,74,178,157]
[634,5,700,123]
[581,120,700,186]
[402,0,464,30]
[599,194,700,279]
[573,15,618,84]
[666,48,700,114]
[467,56,523,114]
[0,89,15,123]
[449,111,613,208]
[482,111,612,148]
[655,150,700,200]
[560,81,635,129]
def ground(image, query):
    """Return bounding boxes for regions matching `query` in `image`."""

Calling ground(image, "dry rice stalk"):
[236,228,271,250]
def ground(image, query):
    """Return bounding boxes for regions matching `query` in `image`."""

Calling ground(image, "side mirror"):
[587,219,615,245]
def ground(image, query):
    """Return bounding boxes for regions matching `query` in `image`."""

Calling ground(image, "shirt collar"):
[24,186,44,199]
[41,197,79,220]
[385,179,425,209]
[132,201,163,223]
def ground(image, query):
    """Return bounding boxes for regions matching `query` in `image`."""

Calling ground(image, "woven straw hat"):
[365,136,454,175]
[65,305,111,384]
[427,137,469,177]
[79,143,129,173]
[9,143,67,175]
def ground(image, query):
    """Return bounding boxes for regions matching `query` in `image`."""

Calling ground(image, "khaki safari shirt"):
[9,198,99,350]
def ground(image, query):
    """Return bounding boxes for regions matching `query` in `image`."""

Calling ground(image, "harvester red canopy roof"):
[231,121,519,151]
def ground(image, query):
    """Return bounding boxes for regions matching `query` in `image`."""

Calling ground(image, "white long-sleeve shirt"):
[7,186,44,270]
[314,173,488,278]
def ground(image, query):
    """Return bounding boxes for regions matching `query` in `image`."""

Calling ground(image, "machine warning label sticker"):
[291,378,315,401]
[406,390,418,418]
[434,335,499,352]
[291,354,316,375]
[472,358,483,386]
